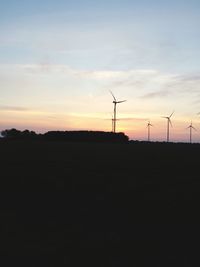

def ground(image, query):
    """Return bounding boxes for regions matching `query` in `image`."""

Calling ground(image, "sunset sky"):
[1,0,200,142]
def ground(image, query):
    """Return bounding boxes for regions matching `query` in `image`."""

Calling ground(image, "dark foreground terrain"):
[0,139,200,266]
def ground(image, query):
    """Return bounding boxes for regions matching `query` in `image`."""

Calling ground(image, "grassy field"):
[0,140,200,266]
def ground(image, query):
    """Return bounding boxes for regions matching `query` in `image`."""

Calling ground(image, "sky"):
[0,0,200,142]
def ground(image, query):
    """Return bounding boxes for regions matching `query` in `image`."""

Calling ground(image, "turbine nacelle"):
[147,121,153,128]
[187,122,197,131]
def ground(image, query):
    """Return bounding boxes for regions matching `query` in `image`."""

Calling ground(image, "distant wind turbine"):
[110,91,126,133]
[146,121,153,142]
[161,111,174,142]
[186,121,197,143]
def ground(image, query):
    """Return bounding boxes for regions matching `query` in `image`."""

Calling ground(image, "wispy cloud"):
[175,74,200,82]
[141,90,171,99]
[0,105,30,112]
[139,72,200,100]
[1,64,200,109]
[10,64,159,79]
[118,117,148,122]
[12,64,71,75]
[105,117,148,122]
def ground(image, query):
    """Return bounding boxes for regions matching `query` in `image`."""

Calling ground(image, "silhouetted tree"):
[1,128,21,138]
[43,130,129,143]
[1,129,129,143]
[21,129,37,139]
[1,128,37,139]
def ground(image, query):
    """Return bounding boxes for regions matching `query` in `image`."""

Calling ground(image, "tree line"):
[1,128,129,143]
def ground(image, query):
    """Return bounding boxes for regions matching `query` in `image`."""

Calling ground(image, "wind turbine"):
[110,91,126,133]
[146,121,153,142]
[186,121,197,143]
[161,111,174,142]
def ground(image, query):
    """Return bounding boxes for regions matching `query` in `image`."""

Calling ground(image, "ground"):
[0,140,200,266]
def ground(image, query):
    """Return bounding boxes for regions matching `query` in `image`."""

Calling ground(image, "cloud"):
[139,72,200,100]
[20,64,72,75]
[12,64,159,80]
[77,69,159,80]
[119,117,148,122]
[0,105,30,112]
[1,63,200,104]
[141,90,171,99]
[105,117,148,122]
[175,74,200,82]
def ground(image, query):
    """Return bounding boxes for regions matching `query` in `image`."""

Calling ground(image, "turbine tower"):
[110,91,126,133]
[187,121,196,143]
[147,121,153,142]
[111,114,114,132]
[162,111,174,142]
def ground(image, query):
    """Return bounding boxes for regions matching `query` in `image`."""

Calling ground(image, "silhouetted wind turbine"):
[110,91,126,133]
[186,121,197,143]
[147,121,153,142]
[161,111,174,142]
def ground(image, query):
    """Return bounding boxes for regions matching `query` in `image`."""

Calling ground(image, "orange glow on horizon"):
[0,110,199,143]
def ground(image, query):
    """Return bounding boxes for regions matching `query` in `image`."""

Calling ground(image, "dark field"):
[0,140,200,266]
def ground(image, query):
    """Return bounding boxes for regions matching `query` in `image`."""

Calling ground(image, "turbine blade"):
[109,90,116,101]
[192,126,197,131]
[169,119,173,127]
[169,110,174,118]
[117,100,126,103]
